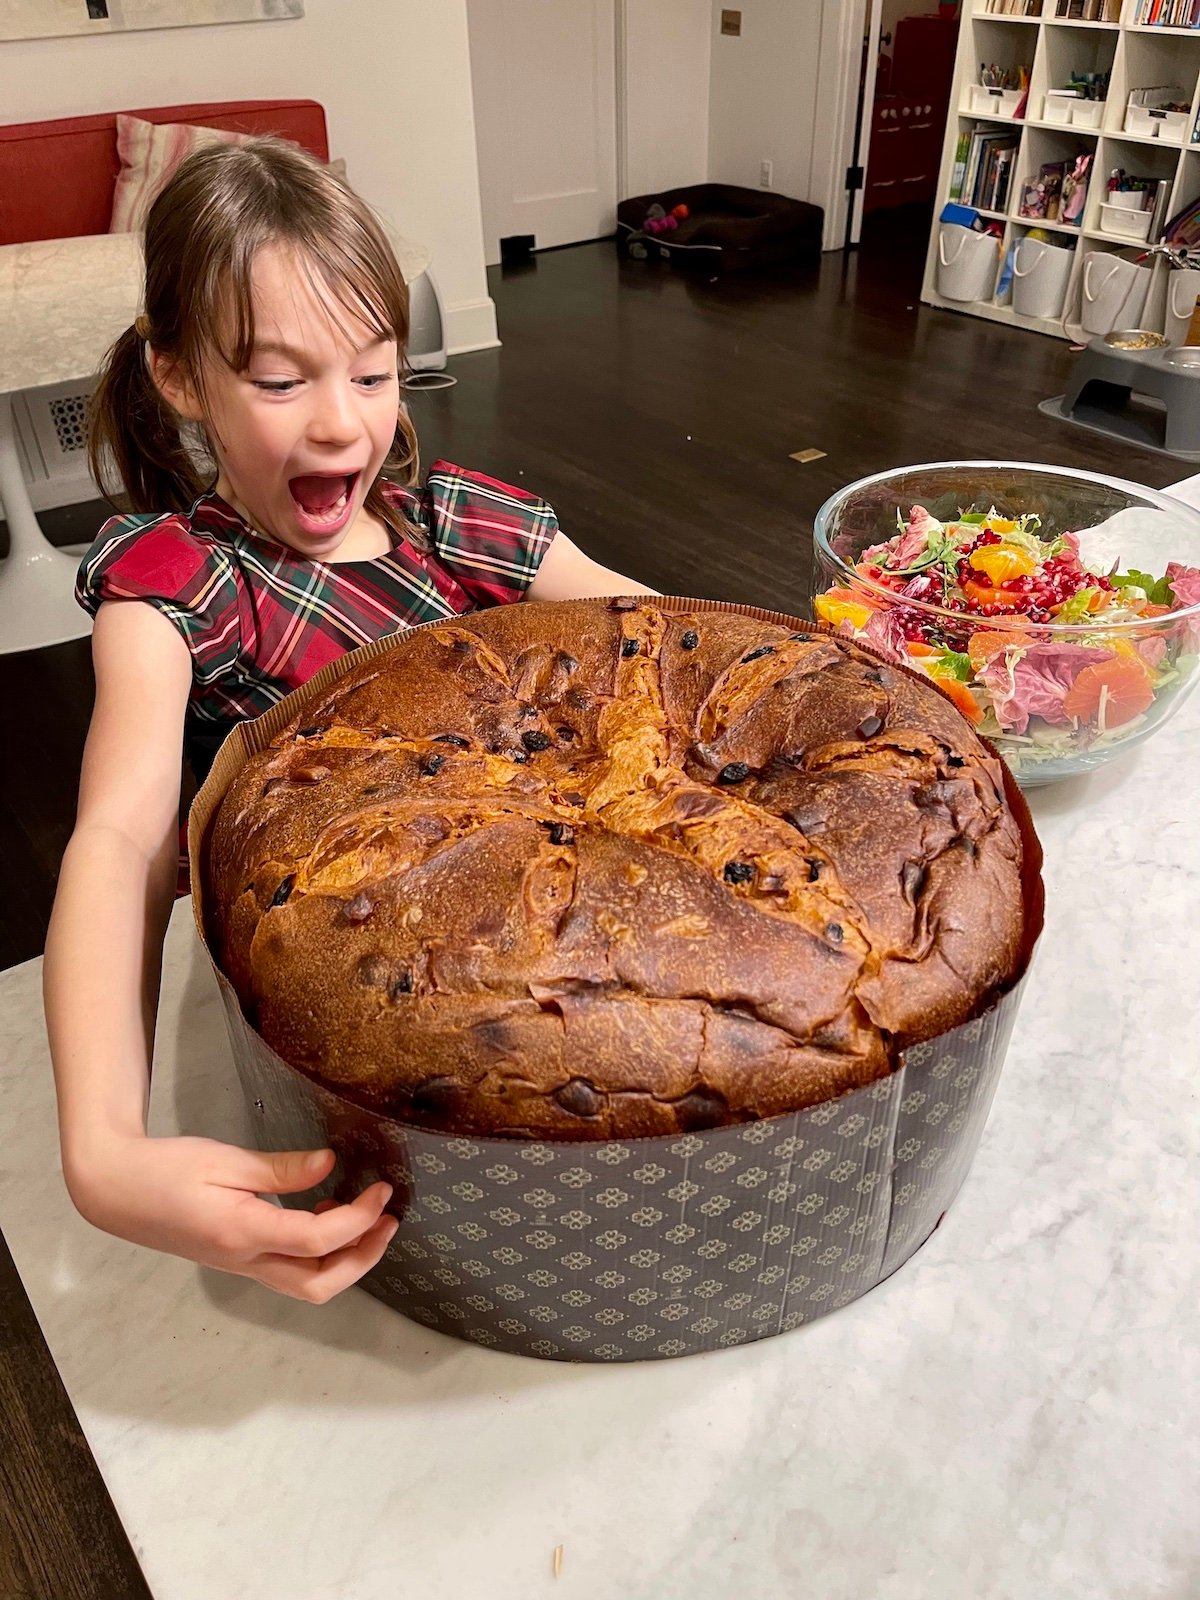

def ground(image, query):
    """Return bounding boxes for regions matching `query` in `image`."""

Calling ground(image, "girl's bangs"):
[202,229,405,374]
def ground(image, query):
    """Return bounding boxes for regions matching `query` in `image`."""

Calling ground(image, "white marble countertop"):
[0,233,144,394]
[2,687,1198,1598]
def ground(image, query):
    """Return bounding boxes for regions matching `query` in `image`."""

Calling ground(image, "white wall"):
[706,0,823,205]
[0,0,497,353]
[623,0,711,197]
[706,0,865,249]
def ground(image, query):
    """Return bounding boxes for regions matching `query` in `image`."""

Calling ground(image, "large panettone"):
[205,599,1028,1141]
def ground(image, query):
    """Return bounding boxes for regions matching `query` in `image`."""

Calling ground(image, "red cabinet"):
[864,14,958,216]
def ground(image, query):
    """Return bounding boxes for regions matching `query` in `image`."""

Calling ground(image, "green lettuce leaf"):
[928,647,973,682]
[1112,569,1173,606]
[1055,588,1101,623]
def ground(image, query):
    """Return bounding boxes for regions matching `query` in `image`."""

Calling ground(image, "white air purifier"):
[407,269,447,373]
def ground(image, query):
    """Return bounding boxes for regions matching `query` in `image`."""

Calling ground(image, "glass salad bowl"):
[811,462,1200,787]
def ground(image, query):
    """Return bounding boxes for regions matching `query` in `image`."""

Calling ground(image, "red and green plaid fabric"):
[76,462,558,778]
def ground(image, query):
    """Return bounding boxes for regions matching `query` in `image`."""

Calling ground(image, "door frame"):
[614,0,629,205]
[810,0,886,251]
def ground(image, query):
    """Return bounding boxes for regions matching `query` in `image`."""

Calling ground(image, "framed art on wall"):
[0,0,302,42]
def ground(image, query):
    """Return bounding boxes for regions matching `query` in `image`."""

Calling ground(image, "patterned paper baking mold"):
[190,598,1044,1362]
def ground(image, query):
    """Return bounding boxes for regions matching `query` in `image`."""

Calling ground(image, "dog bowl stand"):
[1041,337,1200,462]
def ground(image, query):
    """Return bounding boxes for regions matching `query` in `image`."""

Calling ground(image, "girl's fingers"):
[313,1198,339,1216]
[255,1214,399,1304]
[238,1182,392,1259]
[220,1146,337,1196]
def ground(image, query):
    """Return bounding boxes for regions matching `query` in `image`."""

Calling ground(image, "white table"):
[2,709,1198,1599]
[0,233,143,655]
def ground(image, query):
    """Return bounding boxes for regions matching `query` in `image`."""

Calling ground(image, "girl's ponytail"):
[88,320,204,515]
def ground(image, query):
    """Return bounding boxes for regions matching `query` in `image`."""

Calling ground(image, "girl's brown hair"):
[88,135,420,539]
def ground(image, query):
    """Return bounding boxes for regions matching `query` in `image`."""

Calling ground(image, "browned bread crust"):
[205,600,1027,1139]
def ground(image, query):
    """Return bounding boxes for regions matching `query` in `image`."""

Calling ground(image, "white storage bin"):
[1164,267,1200,345]
[1081,251,1151,338]
[1152,109,1188,144]
[970,85,1023,119]
[1071,100,1105,130]
[936,224,1000,303]
[1013,236,1074,321]
[1124,106,1159,138]
[1042,95,1075,125]
[1100,204,1152,242]
[1107,190,1146,212]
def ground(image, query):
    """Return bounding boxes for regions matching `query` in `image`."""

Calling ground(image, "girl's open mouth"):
[288,471,360,536]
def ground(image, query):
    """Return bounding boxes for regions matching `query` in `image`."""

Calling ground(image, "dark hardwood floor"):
[0,1234,154,1600]
[0,218,1186,1598]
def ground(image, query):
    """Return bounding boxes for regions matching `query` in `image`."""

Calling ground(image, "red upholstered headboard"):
[0,99,329,246]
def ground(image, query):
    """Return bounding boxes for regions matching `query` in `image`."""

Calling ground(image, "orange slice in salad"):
[932,676,983,725]
[1106,636,1159,681]
[1062,655,1154,729]
[968,544,1037,584]
[963,576,1013,610]
[1049,587,1116,617]
[814,590,874,631]
[966,627,1032,673]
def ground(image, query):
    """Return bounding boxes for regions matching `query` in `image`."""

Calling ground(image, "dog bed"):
[616,183,823,274]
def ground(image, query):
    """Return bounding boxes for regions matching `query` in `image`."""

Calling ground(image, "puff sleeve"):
[76,514,242,683]
[398,461,559,608]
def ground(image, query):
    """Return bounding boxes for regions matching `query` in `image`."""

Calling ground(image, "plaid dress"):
[76,461,559,781]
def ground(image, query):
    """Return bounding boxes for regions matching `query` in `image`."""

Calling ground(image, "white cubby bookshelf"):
[920,1,1200,340]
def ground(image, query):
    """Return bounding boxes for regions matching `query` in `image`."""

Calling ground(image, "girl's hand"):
[68,1137,397,1303]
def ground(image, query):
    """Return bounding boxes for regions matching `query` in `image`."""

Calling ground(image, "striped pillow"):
[105,117,427,284]
[109,115,256,232]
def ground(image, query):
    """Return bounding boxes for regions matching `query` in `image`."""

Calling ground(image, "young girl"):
[44,137,653,1307]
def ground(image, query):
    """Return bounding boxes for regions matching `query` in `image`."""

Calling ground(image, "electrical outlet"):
[759,159,773,190]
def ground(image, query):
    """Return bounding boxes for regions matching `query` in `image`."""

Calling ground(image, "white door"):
[467,0,618,266]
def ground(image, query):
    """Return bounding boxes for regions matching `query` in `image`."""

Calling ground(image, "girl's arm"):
[45,601,395,1302]
[527,530,658,603]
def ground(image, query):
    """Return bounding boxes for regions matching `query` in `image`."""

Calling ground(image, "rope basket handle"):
[938,227,974,269]
[1083,255,1122,304]
[1012,239,1044,280]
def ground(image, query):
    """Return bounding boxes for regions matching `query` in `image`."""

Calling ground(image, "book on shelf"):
[1056,0,1120,16]
[979,142,1018,213]
[949,131,971,201]
[983,0,1042,13]
[959,129,1019,212]
[1132,0,1200,23]
[995,148,1017,212]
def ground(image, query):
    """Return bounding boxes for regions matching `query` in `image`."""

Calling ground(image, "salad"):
[813,504,1200,775]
